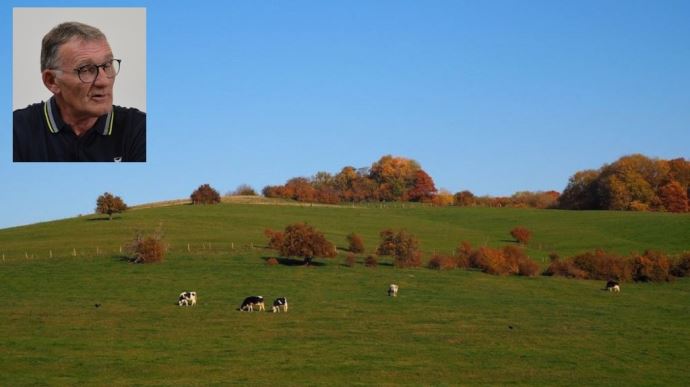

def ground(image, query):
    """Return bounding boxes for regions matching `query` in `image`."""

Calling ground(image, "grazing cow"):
[238,296,265,312]
[178,291,197,306]
[271,297,288,313]
[388,284,399,297]
[605,280,621,293]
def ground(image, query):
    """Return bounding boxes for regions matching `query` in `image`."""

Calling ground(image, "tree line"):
[558,154,689,212]
[260,153,689,212]
[95,153,689,215]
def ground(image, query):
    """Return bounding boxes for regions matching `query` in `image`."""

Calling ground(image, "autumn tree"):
[658,180,688,212]
[264,228,284,250]
[96,192,127,220]
[270,223,336,265]
[231,184,257,196]
[454,190,476,207]
[510,226,532,245]
[285,177,317,202]
[431,189,454,207]
[376,229,422,268]
[369,155,421,201]
[407,170,437,202]
[558,170,600,209]
[346,232,365,253]
[191,184,221,204]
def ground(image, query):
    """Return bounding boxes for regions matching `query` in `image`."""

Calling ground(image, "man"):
[13,22,145,162]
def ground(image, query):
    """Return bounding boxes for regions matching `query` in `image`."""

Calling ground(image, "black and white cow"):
[271,297,288,313]
[605,280,620,293]
[178,291,197,306]
[238,296,265,312]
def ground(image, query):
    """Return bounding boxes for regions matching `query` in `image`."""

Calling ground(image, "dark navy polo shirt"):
[13,96,146,162]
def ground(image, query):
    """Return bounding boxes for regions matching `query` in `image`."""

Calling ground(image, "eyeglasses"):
[57,59,122,83]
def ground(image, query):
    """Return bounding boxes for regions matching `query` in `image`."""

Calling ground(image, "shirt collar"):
[43,96,114,136]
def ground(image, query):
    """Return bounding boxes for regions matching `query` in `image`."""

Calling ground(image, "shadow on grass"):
[87,216,123,222]
[338,260,393,268]
[261,256,326,267]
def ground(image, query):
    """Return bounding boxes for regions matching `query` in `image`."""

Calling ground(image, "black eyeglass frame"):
[70,59,122,83]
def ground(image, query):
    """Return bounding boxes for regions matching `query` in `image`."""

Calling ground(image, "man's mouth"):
[89,93,110,102]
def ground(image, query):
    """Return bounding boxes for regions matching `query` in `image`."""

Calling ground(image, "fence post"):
[50,250,53,258]
[73,248,77,257]
[187,243,190,252]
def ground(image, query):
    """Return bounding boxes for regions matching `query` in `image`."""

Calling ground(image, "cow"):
[388,284,399,297]
[238,296,265,312]
[605,280,621,293]
[178,291,197,306]
[271,297,288,313]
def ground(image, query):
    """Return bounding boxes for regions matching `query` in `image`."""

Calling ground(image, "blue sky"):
[1,0,689,229]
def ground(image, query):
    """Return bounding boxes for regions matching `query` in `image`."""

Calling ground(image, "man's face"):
[51,38,115,119]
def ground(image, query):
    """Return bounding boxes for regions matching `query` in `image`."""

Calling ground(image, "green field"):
[1,203,689,385]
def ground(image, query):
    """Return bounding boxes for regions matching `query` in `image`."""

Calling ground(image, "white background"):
[13,8,146,112]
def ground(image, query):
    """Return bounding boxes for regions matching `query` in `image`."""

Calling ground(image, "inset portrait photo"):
[13,8,146,162]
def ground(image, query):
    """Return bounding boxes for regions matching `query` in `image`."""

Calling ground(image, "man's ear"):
[42,70,61,94]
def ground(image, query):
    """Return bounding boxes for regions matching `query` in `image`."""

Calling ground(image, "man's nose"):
[92,68,112,87]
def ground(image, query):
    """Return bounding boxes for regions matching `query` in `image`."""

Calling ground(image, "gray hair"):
[41,21,107,71]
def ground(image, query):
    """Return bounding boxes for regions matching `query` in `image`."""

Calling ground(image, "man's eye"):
[79,66,97,74]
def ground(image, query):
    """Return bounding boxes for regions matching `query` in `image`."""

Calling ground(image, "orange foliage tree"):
[346,232,365,253]
[658,180,688,212]
[271,223,336,265]
[510,227,532,245]
[96,192,127,220]
[376,229,422,268]
[407,170,437,202]
[454,190,477,206]
[191,184,221,204]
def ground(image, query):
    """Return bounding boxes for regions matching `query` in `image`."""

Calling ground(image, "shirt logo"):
[114,157,122,162]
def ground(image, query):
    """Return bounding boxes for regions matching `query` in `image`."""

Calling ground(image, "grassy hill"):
[1,203,689,385]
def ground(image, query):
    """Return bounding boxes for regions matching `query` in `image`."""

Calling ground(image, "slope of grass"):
[1,204,689,385]
[1,204,689,261]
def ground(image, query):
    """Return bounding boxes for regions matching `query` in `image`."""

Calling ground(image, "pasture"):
[1,203,690,385]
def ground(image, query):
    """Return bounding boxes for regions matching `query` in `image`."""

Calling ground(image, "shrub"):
[392,231,422,268]
[510,227,532,245]
[375,229,396,256]
[427,254,455,270]
[230,184,257,196]
[127,229,166,264]
[631,250,672,282]
[191,184,221,204]
[454,241,473,268]
[346,232,365,253]
[518,258,540,277]
[571,250,632,281]
[377,229,422,268]
[500,245,540,277]
[543,259,588,279]
[266,257,279,266]
[345,252,357,267]
[470,246,508,275]
[671,253,690,277]
[264,228,284,250]
[364,255,378,268]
